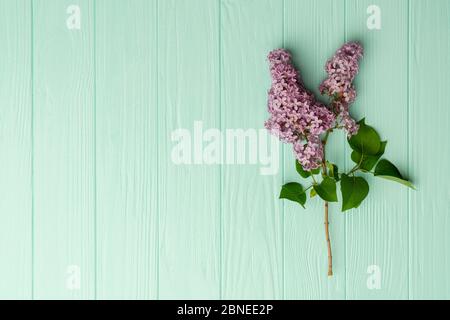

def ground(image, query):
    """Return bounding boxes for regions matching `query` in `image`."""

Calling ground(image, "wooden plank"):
[344,0,409,299]
[157,0,221,299]
[284,0,346,299]
[409,0,450,299]
[0,0,32,299]
[33,0,95,299]
[221,0,283,299]
[96,0,158,299]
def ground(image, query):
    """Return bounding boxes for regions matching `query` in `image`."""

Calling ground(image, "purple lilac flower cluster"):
[293,136,324,171]
[319,42,363,137]
[264,49,335,170]
[265,43,363,171]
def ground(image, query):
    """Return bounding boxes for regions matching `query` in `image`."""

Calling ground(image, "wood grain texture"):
[0,0,449,300]
[0,0,32,299]
[345,0,409,299]
[158,0,221,299]
[284,0,346,300]
[221,0,283,299]
[96,0,158,299]
[33,0,95,299]
[409,0,450,299]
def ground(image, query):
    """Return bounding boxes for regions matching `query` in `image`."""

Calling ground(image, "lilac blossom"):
[338,104,359,137]
[265,49,335,149]
[294,136,324,171]
[319,42,363,103]
[319,42,363,137]
[265,49,336,170]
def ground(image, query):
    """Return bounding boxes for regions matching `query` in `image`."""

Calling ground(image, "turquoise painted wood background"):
[0,0,449,300]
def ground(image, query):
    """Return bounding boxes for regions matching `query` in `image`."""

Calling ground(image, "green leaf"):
[348,119,382,155]
[313,177,338,202]
[296,160,320,178]
[296,161,311,178]
[310,188,317,198]
[351,141,387,171]
[279,182,307,208]
[326,162,340,181]
[340,174,370,212]
[374,159,416,189]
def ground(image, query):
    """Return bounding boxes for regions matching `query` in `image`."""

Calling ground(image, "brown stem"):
[322,131,333,276]
[324,201,333,276]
